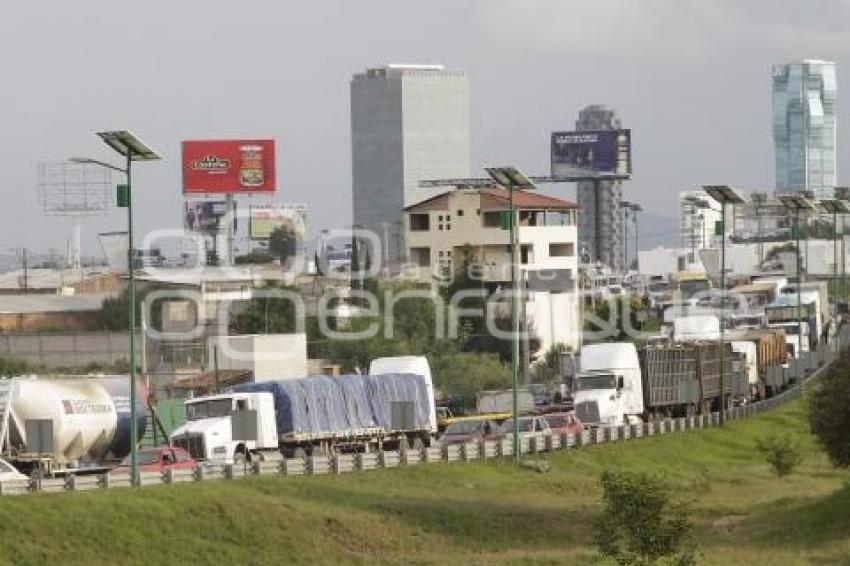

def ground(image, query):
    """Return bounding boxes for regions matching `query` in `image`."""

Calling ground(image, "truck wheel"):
[292,447,307,462]
[234,451,249,466]
[411,436,425,451]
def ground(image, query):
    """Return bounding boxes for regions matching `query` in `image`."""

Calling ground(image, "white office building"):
[351,64,471,265]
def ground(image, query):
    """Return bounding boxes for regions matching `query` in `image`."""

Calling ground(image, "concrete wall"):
[0,331,141,369]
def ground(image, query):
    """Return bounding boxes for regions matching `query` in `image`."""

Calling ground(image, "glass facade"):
[772,60,837,199]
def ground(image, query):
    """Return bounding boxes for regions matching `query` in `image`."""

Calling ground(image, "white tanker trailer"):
[0,376,148,475]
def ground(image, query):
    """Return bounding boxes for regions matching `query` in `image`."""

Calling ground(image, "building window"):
[482,211,503,228]
[438,215,443,221]
[457,209,464,217]
[549,243,575,257]
[409,214,430,231]
[446,224,451,230]
[438,224,443,231]
[520,244,534,265]
[410,247,430,267]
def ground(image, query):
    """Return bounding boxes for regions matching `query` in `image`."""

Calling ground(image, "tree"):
[269,224,298,266]
[594,471,695,565]
[809,357,850,468]
[229,283,300,334]
[429,351,511,408]
[235,250,275,265]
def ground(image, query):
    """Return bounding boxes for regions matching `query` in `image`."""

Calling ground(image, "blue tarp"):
[232,373,430,437]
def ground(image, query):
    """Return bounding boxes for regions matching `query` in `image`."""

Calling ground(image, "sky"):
[1,0,849,262]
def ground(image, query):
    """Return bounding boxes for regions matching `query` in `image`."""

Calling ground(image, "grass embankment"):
[0,401,848,565]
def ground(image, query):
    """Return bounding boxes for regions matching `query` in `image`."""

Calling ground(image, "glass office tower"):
[772,60,837,198]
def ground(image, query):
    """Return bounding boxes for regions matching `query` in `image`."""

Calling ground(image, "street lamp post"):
[703,186,747,426]
[71,131,161,487]
[819,198,850,355]
[486,167,537,463]
[778,195,816,388]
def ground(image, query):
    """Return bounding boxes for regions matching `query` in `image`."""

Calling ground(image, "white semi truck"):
[573,342,748,426]
[171,370,436,464]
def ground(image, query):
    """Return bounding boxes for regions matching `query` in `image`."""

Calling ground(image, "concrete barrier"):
[67,474,101,491]
[481,440,498,459]
[0,479,30,495]
[423,446,442,463]
[444,444,462,462]
[380,451,401,468]
[283,458,306,476]
[308,455,330,475]
[333,454,356,473]
[497,439,513,458]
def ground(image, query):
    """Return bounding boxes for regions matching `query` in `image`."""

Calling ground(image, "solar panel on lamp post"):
[703,186,747,426]
[778,194,816,390]
[484,166,537,463]
[819,198,850,355]
[72,131,161,488]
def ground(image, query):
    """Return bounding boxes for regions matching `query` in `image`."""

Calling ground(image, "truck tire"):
[292,447,307,462]
[411,436,425,451]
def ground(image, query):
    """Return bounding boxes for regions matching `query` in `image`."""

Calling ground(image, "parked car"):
[541,412,584,435]
[0,457,27,482]
[112,446,198,475]
[438,418,504,446]
[500,416,551,438]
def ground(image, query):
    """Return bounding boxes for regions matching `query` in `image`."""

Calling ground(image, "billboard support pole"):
[226,194,235,266]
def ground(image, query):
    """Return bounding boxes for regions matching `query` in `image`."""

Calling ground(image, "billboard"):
[184,200,232,234]
[551,129,631,178]
[249,204,307,240]
[182,139,276,194]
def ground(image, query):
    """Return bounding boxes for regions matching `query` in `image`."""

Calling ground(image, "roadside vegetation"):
[0,399,847,565]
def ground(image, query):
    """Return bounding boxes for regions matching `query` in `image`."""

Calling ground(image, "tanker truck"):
[0,376,147,476]
[170,373,435,464]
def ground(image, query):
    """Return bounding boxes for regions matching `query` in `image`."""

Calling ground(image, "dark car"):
[528,383,552,406]
[438,418,504,447]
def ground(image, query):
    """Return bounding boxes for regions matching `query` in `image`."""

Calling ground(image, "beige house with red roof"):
[404,186,581,355]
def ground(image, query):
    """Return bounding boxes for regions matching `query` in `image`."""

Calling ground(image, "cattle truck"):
[170,373,436,464]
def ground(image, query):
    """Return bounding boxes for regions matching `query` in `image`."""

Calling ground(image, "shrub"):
[809,357,850,468]
[755,434,804,477]
[594,470,695,565]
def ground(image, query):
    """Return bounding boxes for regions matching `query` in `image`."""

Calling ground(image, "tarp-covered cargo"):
[232,373,431,439]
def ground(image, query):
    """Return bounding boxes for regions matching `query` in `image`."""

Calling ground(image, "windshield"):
[543,414,570,428]
[444,421,484,435]
[120,449,160,466]
[502,419,535,433]
[576,373,617,391]
[186,399,233,421]
[0,460,16,474]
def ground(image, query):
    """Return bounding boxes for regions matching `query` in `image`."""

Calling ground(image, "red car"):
[113,446,198,474]
[541,412,584,435]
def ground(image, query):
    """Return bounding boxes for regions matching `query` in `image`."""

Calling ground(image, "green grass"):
[0,401,848,565]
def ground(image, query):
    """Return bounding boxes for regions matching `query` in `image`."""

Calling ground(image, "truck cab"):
[573,343,644,427]
[170,392,278,464]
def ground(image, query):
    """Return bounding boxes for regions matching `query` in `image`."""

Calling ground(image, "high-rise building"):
[575,105,625,272]
[772,59,837,198]
[350,64,471,265]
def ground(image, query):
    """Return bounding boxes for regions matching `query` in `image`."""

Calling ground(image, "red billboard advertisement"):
[182,139,276,194]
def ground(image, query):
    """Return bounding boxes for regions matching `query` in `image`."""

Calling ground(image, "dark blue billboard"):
[551,129,631,178]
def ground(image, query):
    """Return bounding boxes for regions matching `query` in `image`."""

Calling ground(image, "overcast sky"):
[2,0,849,260]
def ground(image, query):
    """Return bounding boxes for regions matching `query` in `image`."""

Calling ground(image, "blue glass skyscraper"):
[772,60,837,198]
